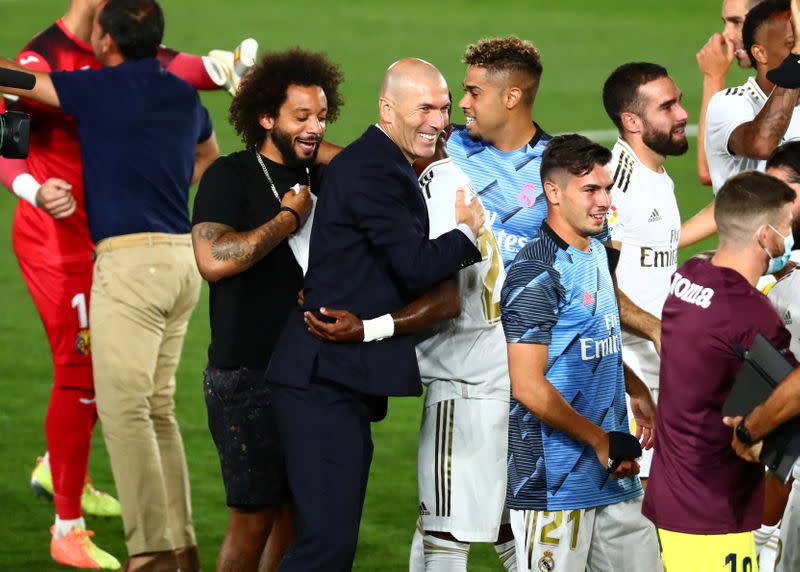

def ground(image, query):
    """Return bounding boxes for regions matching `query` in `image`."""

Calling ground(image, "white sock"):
[423,534,469,571]
[409,518,425,572]
[53,516,85,538]
[42,451,51,471]
[756,523,779,553]
[495,539,517,571]
[756,522,781,572]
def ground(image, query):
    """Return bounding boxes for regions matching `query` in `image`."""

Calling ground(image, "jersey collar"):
[56,19,93,53]
[746,76,768,104]
[542,221,570,251]
[614,137,641,166]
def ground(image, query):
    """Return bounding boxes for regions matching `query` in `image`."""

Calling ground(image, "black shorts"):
[204,366,289,509]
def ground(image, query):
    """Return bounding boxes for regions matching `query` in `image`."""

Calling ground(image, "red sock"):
[46,364,97,520]
[164,52,219,91]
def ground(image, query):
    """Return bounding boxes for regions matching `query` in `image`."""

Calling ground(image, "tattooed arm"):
[191,185,313,282]
[728,86,800,159]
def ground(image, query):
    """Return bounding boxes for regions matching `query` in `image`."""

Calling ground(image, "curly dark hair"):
[229,48,344,150]
[462,36,542,104]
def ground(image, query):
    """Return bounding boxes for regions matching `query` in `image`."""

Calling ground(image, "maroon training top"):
[642,257,796,534]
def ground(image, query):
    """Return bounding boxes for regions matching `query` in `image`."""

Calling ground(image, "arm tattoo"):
[194,214,293,274]
[736,87,800,156]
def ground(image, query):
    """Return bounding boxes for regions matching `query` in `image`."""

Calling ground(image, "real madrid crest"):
[75,329,91,355]
[537,550,555,572]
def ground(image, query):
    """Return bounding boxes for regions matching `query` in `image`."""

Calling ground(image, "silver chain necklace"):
[255,152,311,203]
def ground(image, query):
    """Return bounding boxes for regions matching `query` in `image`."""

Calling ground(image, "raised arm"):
[0,58,59,108]
[728,87,800,159]
[696,33,735,185]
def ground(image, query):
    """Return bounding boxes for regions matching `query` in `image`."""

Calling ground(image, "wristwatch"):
[735,418,756,446]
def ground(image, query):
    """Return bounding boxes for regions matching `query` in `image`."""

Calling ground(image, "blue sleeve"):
[197,104,212,142]
[501,259,563,345]
[51,68,105,119]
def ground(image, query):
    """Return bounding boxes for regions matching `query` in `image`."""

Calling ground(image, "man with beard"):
[706,0,800,192]
[191,49,342,572]
[602,62,688,486]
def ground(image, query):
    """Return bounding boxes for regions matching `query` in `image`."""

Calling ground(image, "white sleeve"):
[705,91,754,160]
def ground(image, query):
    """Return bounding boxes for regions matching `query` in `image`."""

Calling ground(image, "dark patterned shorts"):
[204,366,289,508]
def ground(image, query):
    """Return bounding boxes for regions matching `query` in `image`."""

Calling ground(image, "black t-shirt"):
[192,150,322,368]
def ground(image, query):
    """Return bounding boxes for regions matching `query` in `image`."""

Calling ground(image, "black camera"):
[0,67,35,159]
[0,110,30,158]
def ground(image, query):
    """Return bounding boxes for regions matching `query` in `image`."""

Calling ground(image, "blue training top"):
[52,58,213,243]
[447,124,609,266]
[500,223,641,511]
[447,123,551,266]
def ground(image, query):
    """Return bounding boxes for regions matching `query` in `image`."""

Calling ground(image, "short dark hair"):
[602,62,669,131]
[98,0,164,60]
[767,141,800,184]
[743,0,790,64]
[714,171,796,239]
[540,134,612,186]
[229,48,344,151]
[462,36,543,106]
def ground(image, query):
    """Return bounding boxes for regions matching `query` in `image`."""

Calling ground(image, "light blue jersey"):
[500,223,642,511]
[447,124,551,266]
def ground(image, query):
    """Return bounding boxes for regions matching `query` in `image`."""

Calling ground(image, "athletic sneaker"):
[31,456,121,517]
[206,38,258,95]
[50,525,121,570]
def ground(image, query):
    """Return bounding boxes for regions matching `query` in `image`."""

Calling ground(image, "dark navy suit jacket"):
[267,125,481,398]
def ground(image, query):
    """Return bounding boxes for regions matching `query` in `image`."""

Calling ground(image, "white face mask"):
[762,224,795,275]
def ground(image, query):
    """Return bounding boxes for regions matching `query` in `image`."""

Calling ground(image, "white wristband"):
[362,313,395,342]
[12,173,40,207]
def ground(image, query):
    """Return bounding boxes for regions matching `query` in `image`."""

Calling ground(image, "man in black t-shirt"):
[191,49,344,572]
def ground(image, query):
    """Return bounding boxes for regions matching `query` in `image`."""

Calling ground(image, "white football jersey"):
[706,76,800,193]
[608,138,680,320]
[415,158,509,403]
[766,268,800,360]
[766,269,800,480]
[608,139,679,390]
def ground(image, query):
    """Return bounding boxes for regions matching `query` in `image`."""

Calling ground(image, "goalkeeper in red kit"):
[0,1,255,569]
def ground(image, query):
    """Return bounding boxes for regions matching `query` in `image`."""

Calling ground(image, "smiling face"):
[382,76,450,162]
[459,65,508,144]
[546,163,613,244]
[636,76,689,157]
[260,84,327,167]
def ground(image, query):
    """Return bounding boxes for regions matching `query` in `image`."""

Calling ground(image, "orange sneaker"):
[50,525,121,570]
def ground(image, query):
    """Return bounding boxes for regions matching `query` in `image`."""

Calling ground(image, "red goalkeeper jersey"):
[7,19,184,264]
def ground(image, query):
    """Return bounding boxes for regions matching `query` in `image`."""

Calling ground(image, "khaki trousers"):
[90,233,200,556]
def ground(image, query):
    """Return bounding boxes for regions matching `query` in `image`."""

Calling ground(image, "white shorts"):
[417,396,509,542]
[510,497,662,572]
[622,336,660,479]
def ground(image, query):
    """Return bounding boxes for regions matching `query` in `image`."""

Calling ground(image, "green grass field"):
[0,1,746,569]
